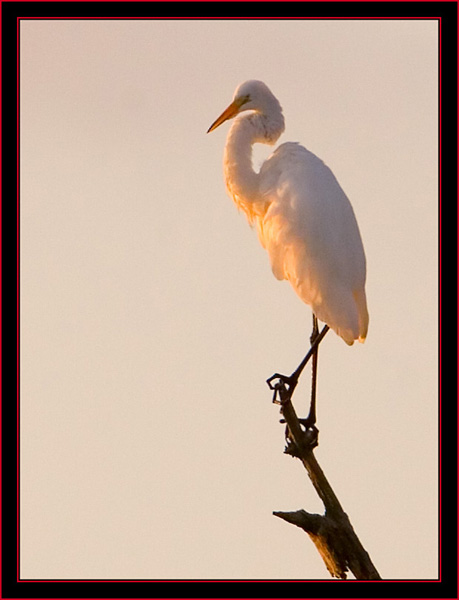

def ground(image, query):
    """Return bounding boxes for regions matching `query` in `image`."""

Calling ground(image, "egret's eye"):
[237,94,251,106]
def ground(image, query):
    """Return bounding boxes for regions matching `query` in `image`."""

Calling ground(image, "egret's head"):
[207,80,279,133]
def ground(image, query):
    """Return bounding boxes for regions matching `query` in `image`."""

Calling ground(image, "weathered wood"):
[270,377,381,580]
[273,510,348,579]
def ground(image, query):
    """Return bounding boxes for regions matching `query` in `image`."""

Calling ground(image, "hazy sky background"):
[20,18,438,580]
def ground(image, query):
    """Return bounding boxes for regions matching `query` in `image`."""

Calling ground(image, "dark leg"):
[267,319,329,405]
[301,314,320,429]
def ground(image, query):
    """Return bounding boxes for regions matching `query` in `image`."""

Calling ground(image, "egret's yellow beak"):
[207,99,244,133]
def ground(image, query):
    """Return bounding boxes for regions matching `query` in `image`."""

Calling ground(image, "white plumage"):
[208,80,368,345]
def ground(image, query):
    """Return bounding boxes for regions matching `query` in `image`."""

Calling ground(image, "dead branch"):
[268,377,381,580]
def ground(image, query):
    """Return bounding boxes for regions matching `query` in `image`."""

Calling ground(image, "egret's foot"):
[266,373,297,404]
[299,421,319,449]
[280,418,319,450]
[283,434,318,456]
[298,416,317,431]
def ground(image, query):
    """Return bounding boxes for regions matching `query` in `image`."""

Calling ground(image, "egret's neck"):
[223,109,285,221]
[224,118,260,202]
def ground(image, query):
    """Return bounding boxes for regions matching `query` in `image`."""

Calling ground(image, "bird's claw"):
[299,422,319,449]
[266,373,295,404]
[280,418,319,449]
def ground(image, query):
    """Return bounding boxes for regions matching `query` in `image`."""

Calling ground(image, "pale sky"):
[20,18,438,580]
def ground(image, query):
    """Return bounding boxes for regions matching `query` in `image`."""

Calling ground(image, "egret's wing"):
[258,143,368,344]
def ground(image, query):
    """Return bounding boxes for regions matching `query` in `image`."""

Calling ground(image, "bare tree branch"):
[269,375,381,580]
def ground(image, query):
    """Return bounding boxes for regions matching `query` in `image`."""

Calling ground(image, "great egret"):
[207,80,368,427]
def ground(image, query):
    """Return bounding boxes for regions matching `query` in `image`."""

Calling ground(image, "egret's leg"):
[302,314,320,428]
[289,320,328,385]
[267,320,329,404]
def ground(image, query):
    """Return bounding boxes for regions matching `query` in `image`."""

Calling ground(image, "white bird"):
[207,80,369,424]
[208,79,368,345]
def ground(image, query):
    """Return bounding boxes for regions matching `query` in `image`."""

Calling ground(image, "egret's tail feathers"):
[353,289,369,344]
[316,302,367,346]
[338,328,356,346]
